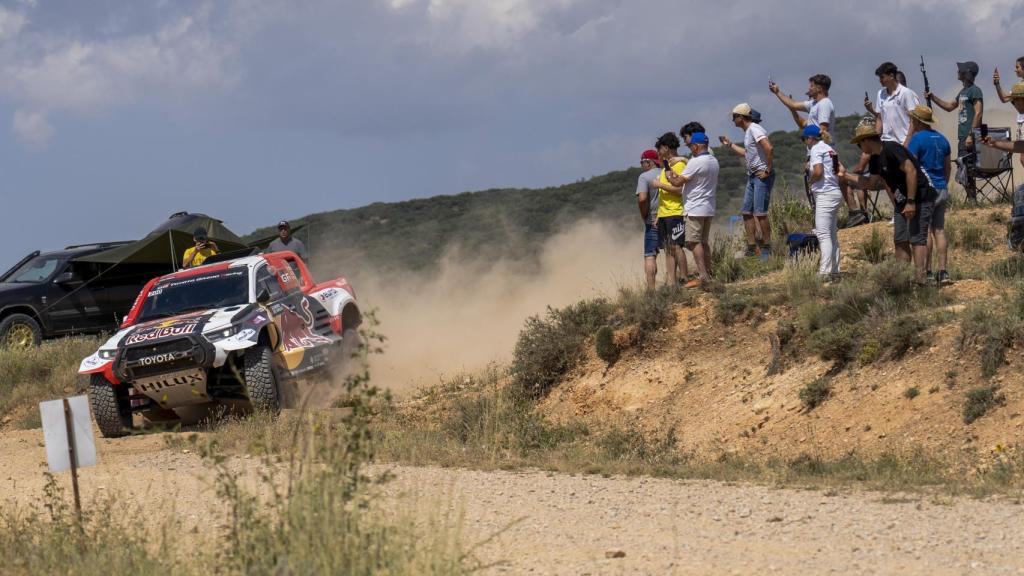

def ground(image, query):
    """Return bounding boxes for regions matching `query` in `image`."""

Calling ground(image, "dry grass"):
[0,336,100,429]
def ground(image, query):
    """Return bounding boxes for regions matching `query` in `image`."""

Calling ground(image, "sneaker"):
[683,278,702,289]
[846,210,868,228]
[925,270,934,284]
[937,270,952,285]
[744,245,758,258]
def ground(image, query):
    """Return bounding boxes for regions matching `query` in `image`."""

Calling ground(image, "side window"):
[255,267,284,301]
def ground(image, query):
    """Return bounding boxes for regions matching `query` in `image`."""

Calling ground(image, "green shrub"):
[879,315,926,359]
[613,285,693,342]
[511,299,613,397]
[594,326,619,364]
[799,377,832,411]
[809,323,860,366]
[768,191,814,240]
[857,227,888,263]
[782,258,821,303]
[597,425,680,465]
[988,255,1024,282]
[959,304,1023,378]
[857,339,881,365]
[903,386,920,400]
[963,385,1006,424]
[867,259,916,299]
[952,219,995,252]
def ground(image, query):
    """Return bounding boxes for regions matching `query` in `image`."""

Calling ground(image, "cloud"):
[12,108,53,146]
[0,2,240,143]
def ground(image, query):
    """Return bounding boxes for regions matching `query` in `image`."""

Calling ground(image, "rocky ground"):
[2,428,1022,575]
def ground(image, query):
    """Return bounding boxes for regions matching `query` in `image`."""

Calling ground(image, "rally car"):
[78,251,361,437]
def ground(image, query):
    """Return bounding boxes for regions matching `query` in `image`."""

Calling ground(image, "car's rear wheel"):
[89,374,131,438]
[244,345,281,413]
[0,314,42,350]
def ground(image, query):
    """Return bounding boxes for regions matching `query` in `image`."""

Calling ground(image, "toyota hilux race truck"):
[78,251,361,437]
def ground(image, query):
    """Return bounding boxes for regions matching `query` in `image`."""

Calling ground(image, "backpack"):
[787,232,819,257]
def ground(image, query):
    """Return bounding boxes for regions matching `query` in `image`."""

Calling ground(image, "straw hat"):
[849,123,881,144]
[908,105,935,125]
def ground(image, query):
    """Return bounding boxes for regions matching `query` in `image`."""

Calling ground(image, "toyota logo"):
[139,353,175,366]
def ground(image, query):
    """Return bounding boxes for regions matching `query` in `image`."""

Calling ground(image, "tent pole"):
[169,231,177,272]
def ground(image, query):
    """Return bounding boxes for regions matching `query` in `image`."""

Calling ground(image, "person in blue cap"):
[665,132,719,288]
[802,124,843,280]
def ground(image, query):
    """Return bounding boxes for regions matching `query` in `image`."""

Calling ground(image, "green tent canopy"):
[77,212,249,267]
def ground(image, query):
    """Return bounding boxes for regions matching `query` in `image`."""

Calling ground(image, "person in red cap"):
[636,149,663,289]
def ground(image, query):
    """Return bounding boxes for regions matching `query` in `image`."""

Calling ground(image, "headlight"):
[98,349,117,360]
[204,324,242,342]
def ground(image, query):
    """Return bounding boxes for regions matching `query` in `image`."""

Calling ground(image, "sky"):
[1,0,1023,266]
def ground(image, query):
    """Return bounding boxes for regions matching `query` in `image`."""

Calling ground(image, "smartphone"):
[980,124,989,139]
[864,91,869,102]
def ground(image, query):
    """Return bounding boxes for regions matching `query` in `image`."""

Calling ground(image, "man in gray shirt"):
[636,149,663,289]
[267,220,308,261]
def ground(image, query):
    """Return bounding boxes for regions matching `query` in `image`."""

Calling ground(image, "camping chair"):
[969,126,1014,204]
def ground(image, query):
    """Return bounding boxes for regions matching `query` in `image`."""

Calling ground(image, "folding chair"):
[862,187,888,222]
[969,126,1014,204]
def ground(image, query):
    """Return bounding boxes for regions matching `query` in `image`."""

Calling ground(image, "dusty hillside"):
[539,206,1024,464]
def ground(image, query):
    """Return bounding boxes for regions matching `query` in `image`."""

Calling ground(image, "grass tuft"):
[799,376,832,411]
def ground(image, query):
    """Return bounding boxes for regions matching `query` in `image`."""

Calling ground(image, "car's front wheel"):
[0,313,42,350]
[244,345,281,413]
[89,374,131,438]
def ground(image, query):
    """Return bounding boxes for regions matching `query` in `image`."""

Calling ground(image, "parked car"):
[78,251,361,437]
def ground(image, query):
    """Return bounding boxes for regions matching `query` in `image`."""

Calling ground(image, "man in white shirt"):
[666,132,718,288]
[769,74,835,140]
[875,61,920,146]
[720,103,774,259]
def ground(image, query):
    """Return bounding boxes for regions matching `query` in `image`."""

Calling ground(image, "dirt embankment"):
[1,428,1022,575]
[540,208,1024,463]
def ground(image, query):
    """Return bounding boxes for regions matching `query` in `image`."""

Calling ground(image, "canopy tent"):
[76,212,249,268]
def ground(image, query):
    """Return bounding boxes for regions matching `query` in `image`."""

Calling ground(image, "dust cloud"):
[326,220,643,394]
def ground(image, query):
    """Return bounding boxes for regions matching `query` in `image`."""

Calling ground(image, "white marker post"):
[39,395,97,521]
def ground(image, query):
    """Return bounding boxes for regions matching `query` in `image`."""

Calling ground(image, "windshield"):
[137,269,249,322]
[4,256,63,283]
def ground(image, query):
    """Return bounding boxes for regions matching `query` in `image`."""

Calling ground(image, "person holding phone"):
[182,227,219,269]
[720,103,774,259]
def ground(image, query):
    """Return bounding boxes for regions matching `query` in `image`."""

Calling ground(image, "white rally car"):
[79,251,361,437]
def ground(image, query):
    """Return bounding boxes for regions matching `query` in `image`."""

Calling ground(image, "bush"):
[594,326,619,364]
[809,323,859,366]
[959,304,1023,378]
[768,191,814,240]
[867,259,916,299]
[988,255,1024,282]
[613,285,693,342]
[951,219,994,252]
[963,385,1006,424]
[0,337,100,424]
[782,258,820,303]
[799,377,832,411]
[857,227,888,263]
[903,386,920,400]
[879,315,926,359]
[511,299,613,397]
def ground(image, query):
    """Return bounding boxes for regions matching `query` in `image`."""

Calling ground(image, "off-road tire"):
[0,313,42,350]
[89,374,131,438]
[244,345,281,413]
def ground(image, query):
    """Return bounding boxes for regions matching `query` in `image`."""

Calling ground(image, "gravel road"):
[1,429,1022,575]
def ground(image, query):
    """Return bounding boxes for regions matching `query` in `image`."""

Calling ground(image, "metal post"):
[169,230,177,272]
[62,398,82,522]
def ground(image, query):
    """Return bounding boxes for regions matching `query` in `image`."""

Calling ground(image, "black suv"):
[0,244,167,349]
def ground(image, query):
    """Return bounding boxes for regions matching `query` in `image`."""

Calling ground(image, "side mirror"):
[54,271,82,286]
[256,288,271,304]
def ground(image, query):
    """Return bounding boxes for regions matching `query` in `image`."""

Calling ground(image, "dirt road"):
[1,428,1022,575]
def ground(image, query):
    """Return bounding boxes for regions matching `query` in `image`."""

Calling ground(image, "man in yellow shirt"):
[651,132,688,287]
[182,227,219,268]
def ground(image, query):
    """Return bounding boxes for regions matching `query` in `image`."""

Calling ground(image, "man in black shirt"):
[840,124,936,282]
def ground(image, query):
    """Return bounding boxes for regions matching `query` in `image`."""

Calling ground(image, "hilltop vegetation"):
[247,115,868,273]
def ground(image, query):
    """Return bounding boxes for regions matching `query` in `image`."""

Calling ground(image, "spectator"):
[841,124,937,283]
[719,103,774,259]
[981,83,1024,212]
[650,132,689,286]
[907,106,953,285]
[993,57,1024,103]
[267,220,308,261]
[679,122,715,157]
[635,149,663,289]
[802,125,843,280]
[926,61,983,202]
[864,71,909,117]
[666,132,718,288]
[771,74,867,226]
[875,62,920,147]
[182,228,219,269]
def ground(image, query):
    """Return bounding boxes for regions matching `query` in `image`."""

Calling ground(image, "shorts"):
[643,222,661,257]
[741,171,775,216]
[894,200,934,246]
[931,188,948,230]
[657,216,686,248]
[685,216,711,244]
